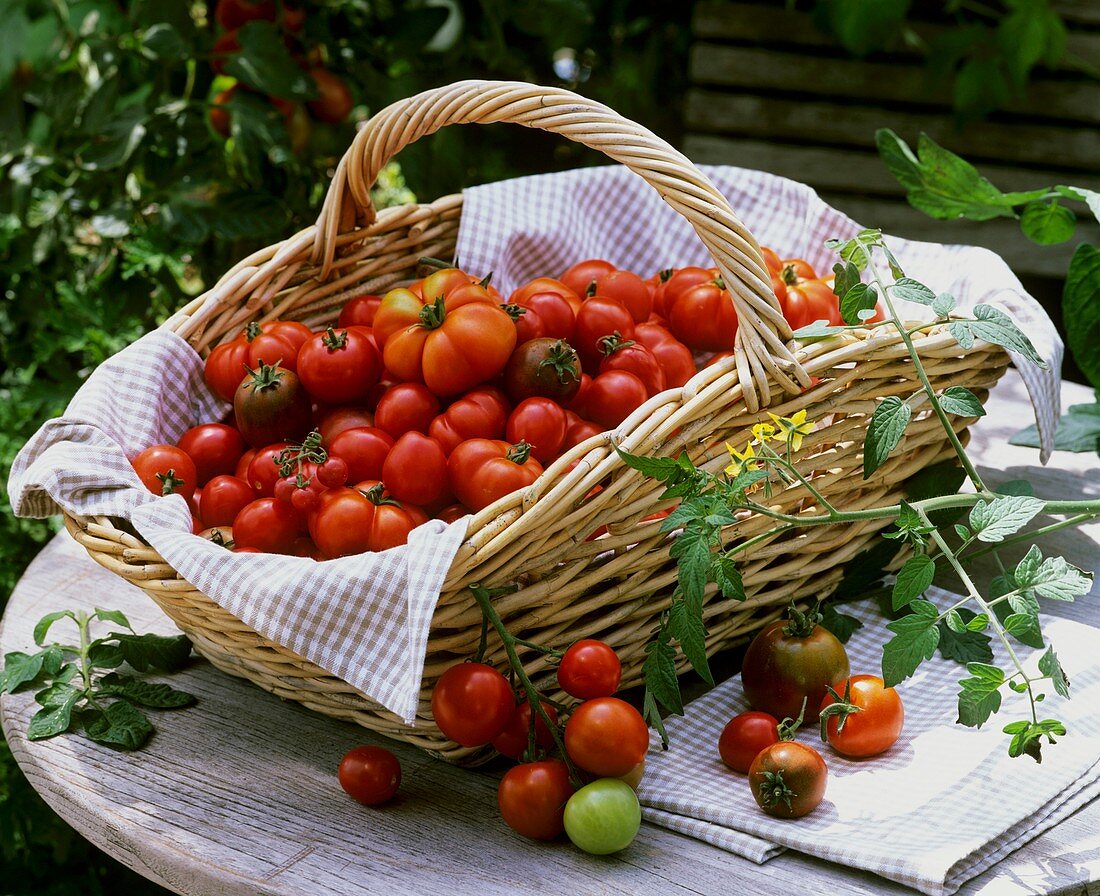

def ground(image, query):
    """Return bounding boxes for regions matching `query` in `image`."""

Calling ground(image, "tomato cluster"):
[430,638,643,854]
[717,605,904,819]
[208,0,353,146]
[132,253,873,559]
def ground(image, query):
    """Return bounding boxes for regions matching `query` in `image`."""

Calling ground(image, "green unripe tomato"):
[563,778,641,855]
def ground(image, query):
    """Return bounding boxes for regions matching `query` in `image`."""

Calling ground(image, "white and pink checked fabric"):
[637,587,1100,896]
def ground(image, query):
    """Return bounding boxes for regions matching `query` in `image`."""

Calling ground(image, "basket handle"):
[311,80,810,408]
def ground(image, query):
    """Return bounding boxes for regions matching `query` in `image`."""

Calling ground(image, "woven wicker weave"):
[64,81,1009,763]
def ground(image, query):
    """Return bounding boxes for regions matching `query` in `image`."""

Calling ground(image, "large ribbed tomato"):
[428,386,510,454]
[631,323,697,388]
[448,439,544,512]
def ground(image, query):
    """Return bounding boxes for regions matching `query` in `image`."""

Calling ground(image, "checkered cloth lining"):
[9,163,1063,726]
[636,587,1100,896]
[459,164,1063,461]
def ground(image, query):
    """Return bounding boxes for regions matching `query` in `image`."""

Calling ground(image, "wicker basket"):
[64,81,1009,763]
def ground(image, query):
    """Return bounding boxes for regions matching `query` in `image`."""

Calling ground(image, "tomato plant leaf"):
[1020,201,1076,245]
[94,673,197,709]
[968,495,1045,543]
[933,292,957,317]
[892,278,936,306]
[642,638,682,716]
[642,688,670,750]
[1013,546,1093,602]
[949,304,1047,368]
[840,283,879,325]
[33,610,75,646]
[1,646,63,694]
[892,554,935,611]
[224,21,317,101]
[939,386,986,418]
[864,395,912,478]
[882,599,940,687]
[110,632,193,673]
[937,609,994,665]
[27,683,82,740]
[669,593,713,687]
[1003,612,1044,649]
[712,554,746,602]
[957,663,1005,728]
[93,608,132,631]
[882,500,935,549]
[1010,402,1100,454]
[670,529,710,607]
[791,320,847,341]
[1038,646,1070,699]
[82,700,155,750]
[1061,244,1100,392]
[818,602,863,644]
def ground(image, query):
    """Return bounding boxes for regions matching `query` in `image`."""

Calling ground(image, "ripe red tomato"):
[510,277,581,307]
[233,363,313,448]
[447,439,544,512]
[246,327,306,374]
[317,406,375,447]
[668,279,738,352]
[718,711,780,773]
[512,289,579,342]
[564,697,649,778]
[781,258,818,281]
[133,445,197,501]
[749,741,827,819]
[597,333,666,397]
[593,270,652,322]
[204,334,251,402]
[328,426,393,485]
[648,268,675,317]
[498,759,574,841]
[431,662,515,747]
[199,474,255,528]
[244,441,290,497]
[307,69,353,123]
[435,503,468,524]
[662,266,715,312]
[296,327,382,405]
[760,246,784,275]
[562,417,604,451]
[582,370,648,429]
[338,294,382,329]
[740,610,850,721]
[573,297,634,370]
[503,338,582,403]
[373,383,440,438]
[235,447,256,480]
[502,302,545,343]
[506,398,567,465]
[427,386,509,454]
[215,0,275,30]
[819,675,904,758]
[558,640,622,700]
[561,259,616,299]
[382,432,451,507]
[308,483,427,555]
[492,700,560,760]
[632,322,697,388]
[233,497,302,553]
[177,423,247,485]
[782,275,839,329]
[338,745,401,806]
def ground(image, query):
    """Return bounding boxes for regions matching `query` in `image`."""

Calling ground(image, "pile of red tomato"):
[131,252,865,560]
[719,607,904,818]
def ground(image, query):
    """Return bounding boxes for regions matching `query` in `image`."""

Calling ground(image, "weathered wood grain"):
[2,371,1099,896]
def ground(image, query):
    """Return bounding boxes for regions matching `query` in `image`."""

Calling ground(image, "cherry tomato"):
[431,662,514,747]
[668,279,738,352]
[718,711,780,773]
[597,333,666,397]
[338,745,401,806]
[308,483,427,555]
[338,294,382,329]
[199,474,255,528]
[740,609,850,721]
[574,296,635,371]
[749,741,827,819]
[297,327,382,405]
[563,779,641,855]
[435,503,468,524]
[382,432,451,508]
[662,266,716,313]
[233,362,313,448]
[245,442,291,497]
[582,370,648,429]
[511,276,581,306]
[593,270,652,322]
[234,447,257,480]
[648,268,675,317]
[243,321,313,374]
[317,457,349,488]
[512,288,579,342]
[819,675,904,758]
[176,423,247,486]
[317,406,375,447]
[427,386,510,454]
[447,439,544,513]
[498,759,574,841]
[561,259,616,300]
[306,69,352,123]
[631,322,697,389]
[563,417,604,450]
[233,497,302,553]
[492,701,560,760]
[133,445,197,500]
[558,640,622,699]
[328,426,393,484]
[204,334,252,402]
[506,398,567,465]
[503,338,582,403]
[502,302,545,343]
[564,697,648,777]
[373,383,440,438]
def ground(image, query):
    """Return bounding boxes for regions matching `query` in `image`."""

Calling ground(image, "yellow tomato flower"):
[766,409,815,452]
[725,441,760,477]
[751,422,777,444]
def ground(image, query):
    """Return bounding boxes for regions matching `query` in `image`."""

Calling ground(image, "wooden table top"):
[3,369,1099,896]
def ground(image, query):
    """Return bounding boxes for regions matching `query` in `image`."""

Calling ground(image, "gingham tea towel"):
[636,588,1100,896]
[457,165,1063,461]
[8,330,468,723]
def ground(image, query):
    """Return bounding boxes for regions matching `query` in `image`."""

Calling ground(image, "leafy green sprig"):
[621,231,1098,761]
[2,609,195,750]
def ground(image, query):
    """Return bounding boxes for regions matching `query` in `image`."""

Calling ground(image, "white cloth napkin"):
[458,164,1063,460]
[636,588,1100,896]
[8,330,467,723]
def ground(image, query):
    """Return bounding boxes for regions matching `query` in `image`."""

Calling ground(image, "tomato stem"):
[321,326,347,351]
[506,441,533,465]
[597,331,636,357]
[419,295,447,329]
[536,341,580,385]
[156,468,186,496]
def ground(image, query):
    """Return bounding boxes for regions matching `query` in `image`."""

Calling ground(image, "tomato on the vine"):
[749,741,827,819]
[338,745,401,806]
[176,423,247,485]
[740,605,850,721]
[233,361,313,448]
[718,711,779,773]
[564,697,648,778]
[381,432,451,508]
[503,338,582,403]
[308,483,427,556]
[447,439,544,512]
[498,759,574,841]
[133,445,198,501]
[245,441,290,497]
[819,675,904,758]
[296,327,382,405]
[431,661,514,747]
[506,398,567,465]
[558,640,621,700]
[563,779,641,855]
[492,701,560,760]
